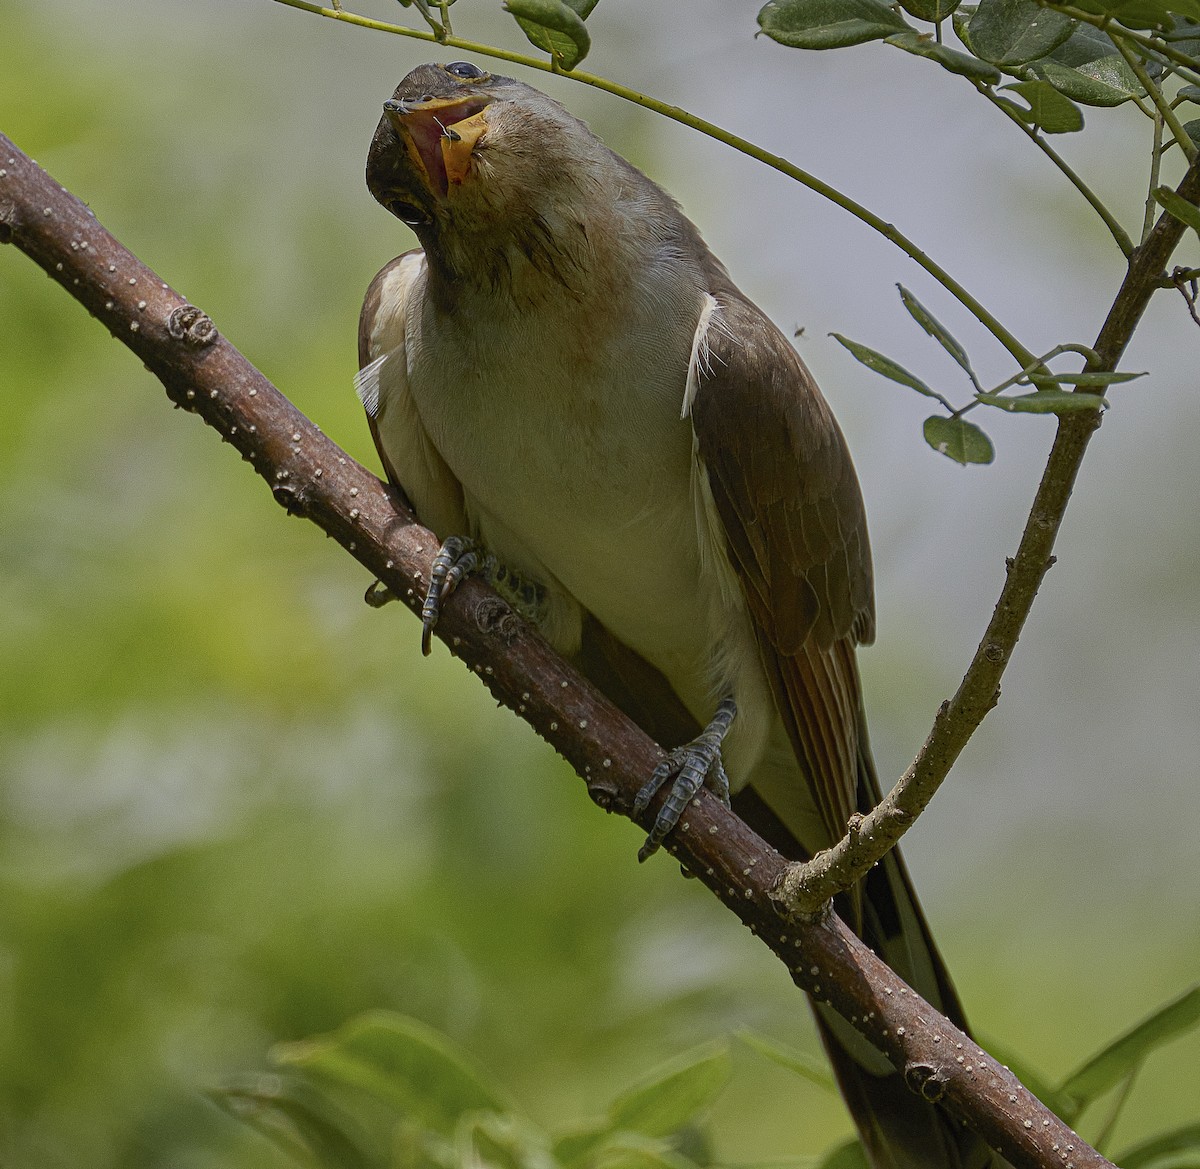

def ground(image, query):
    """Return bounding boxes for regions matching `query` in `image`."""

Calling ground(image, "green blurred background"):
[1,2,1197,1166]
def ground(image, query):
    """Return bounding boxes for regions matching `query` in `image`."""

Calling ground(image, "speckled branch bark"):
[0,132,1115,1169]
[773,154,1200,917]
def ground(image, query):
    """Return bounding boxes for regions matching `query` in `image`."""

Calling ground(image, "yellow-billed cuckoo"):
[359,62,998,1169]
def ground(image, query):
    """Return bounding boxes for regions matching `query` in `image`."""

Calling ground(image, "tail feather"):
[574,618,1003,1168]
[735,739,1005,1169]
[817,1009,991,1169]
[815,847,994,1169]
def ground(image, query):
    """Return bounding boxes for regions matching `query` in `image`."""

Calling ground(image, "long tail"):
[575,618,1001,1168]
[819,837,993,1169]
[736,736,1001,1169]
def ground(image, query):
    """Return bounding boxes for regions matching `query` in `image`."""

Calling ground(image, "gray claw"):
[635,697,737,862]
[421,535,482,655]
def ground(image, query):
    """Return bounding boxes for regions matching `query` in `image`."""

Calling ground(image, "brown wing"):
[358,252,417,368]
[358,251,420,502]
[690,289,875,849]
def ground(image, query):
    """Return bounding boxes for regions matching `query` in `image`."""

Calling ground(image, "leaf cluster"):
[214,1012,735,1169]
[834,286,1139,463]
[759,0,1198,136]
[756,0,1199,458]
[217,991,1200,1169]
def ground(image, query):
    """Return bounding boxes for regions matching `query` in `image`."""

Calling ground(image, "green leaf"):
[758,0,912,49]
[1118,1122,1200,1169]
[1164,17,1200,51]
[830,334,940,399]
[896,285,977,379]
[553,1122,615,1169]
[592,1134,700,1169]
[1043,23,1150,106]
[975,389,1106,412]
[607,1043,731,1139]
[213,1078,380,1169]
[272,1011,507,1135]
[1025,369,1145,386]
[951,5,981,48]
[1160,0,1200,17]
[1025,59,1135,106]
[738,1031,838,1093]
[504,0,592,70]
[966,0,1075,65]
[952,4,979,49]
[1057,986,1200,1118]
[461,1113,553,1169]
[1182,119,1200,150]
[1153,186,1200,235]
[1003,80,1085,132]
[1177,84,1200,103]
[897,0,961,23]
[816,1138,871,1169]
[885,31,1002,80]
[1068,0,1188,29]
[923,415,995,464]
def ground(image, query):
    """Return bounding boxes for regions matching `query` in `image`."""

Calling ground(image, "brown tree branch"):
[773,152,1200,916]
[0,132,1113,1169]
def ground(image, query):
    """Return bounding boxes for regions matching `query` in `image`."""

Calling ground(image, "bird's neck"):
[421,171,689,319]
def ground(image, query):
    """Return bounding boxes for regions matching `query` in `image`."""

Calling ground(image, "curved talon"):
[635,696,737,862]
[638,751,711,862]
[420,535,481,655]
[632,757,673,819]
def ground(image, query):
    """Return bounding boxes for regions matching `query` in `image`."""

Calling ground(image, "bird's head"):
[367,63,621,292]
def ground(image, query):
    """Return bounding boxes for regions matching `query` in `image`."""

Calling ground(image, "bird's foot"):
[420,537,545,653]
[420,535,496,655]
[489,562,545,623]
[633,696,737,862]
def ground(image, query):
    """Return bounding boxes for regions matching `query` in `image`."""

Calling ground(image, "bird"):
[358,61,997,1169]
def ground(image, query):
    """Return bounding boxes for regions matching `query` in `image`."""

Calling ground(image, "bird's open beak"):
[384,95,491,199]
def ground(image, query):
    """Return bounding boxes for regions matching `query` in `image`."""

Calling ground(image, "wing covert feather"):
[358,251,466,538]
[690,292,875,847]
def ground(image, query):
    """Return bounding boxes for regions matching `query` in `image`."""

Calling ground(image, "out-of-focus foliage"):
[212,1002,1200,1169]
[214,1011,734,1169]
[1,3,1198,1169]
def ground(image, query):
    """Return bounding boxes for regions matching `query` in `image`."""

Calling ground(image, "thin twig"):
[1110,33,1198,162]
[1145,103,1166,244]
[952,343,1103,416]
[772,150,1200,916]
[974,81,1134,257]
[1171,267,1200,325]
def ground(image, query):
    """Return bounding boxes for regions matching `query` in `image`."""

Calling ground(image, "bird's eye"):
[445,61,486,80]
